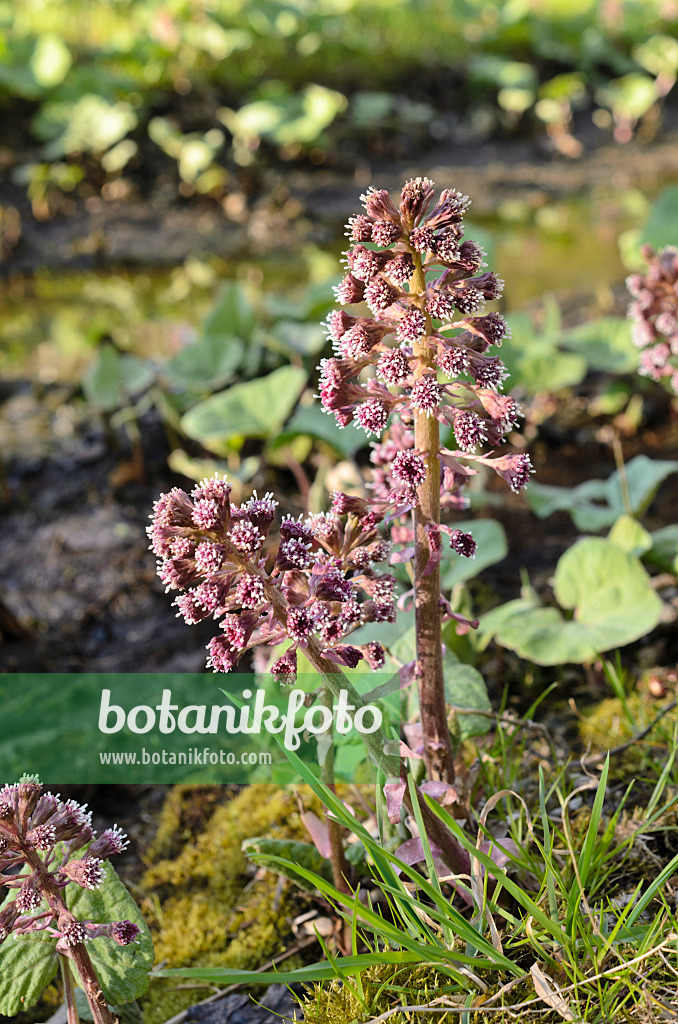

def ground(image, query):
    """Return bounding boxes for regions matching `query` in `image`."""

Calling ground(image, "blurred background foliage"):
[2,0,678,208]
[2,0,678,678]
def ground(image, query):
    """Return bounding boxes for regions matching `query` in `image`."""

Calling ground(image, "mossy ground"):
[299,966,567,1024]
[138,784,319,1024]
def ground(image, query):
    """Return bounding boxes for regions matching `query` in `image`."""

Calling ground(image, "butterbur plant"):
[627,243,678,393]
[320,178,531,781]
[150,178,531,873]
[0,776,153,1024]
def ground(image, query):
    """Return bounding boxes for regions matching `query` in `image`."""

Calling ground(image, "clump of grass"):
[154,699,678,1023]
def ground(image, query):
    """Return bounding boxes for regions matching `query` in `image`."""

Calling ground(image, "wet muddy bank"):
[3,129,678,276]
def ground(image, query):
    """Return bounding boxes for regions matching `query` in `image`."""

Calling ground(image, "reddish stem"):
[410,253,456,783]
[22,849,115,1024]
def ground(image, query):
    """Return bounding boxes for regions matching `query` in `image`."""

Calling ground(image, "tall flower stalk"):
[318,178,532,780]
[410,247,452,782]
[150,177,531,867]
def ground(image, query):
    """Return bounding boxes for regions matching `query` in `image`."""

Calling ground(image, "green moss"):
[139,785,317,1024]
[146,785,236,862]
[299,967,547,1024]
[579,693,678,774]
[579,696,639,750]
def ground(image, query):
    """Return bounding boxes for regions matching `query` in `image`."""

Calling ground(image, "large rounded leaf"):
[642,185,678,251]
[278,403,366,457]
[560,317,637,373]
[479,538,662,665]
[553,537,662,652]
[445,663,492,739]
[181,365,307,452]
[164,333,244,390]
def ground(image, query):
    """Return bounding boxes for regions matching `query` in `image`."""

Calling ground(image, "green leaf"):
[69,860,154,1004]
[155,950,424,985]
[560,317,637,373]
[608,455,678,519]
[526,455,678,531]
[389,624,420,669]
[445,664,492,739]
[469,55,537,89]
[83,347,154,410]
[596,73,658,119]
[647,524,678,573]
[202,283,255,343]
[525,478,609,529]
[278,403,366,456]
[164,334,244,390]
[554,538,661,647]
[39,95,138,158]
[641,185,678,251]
[479,539,662,665]
[634,34,678,77]
[607,514,652,556]
[119,355,155,396]
[83,345,123,411]
[242,838,333,890]
[503,311,587,394]
[181,365,307,452]
[440,519,508,588]
[29,34,72,89]
[265,319,326,356]
[218,83,346,148]
[0,931,58,1015]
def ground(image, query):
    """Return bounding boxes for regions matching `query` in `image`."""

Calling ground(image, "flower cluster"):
[148,477,395,677]
[627,244,678,393]
[320,178,533,512]
[152,180,536,673]
[0,777,139,951]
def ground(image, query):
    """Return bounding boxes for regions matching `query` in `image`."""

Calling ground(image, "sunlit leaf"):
[37,95,137,157]
[526,455,678,531]
[218,83,346,148]
[596,74,658,120]
[181,365,307,451]
[29,34,72,89]
[607,514,652,557]
[164,334,243,390]
[479,538,662,665]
